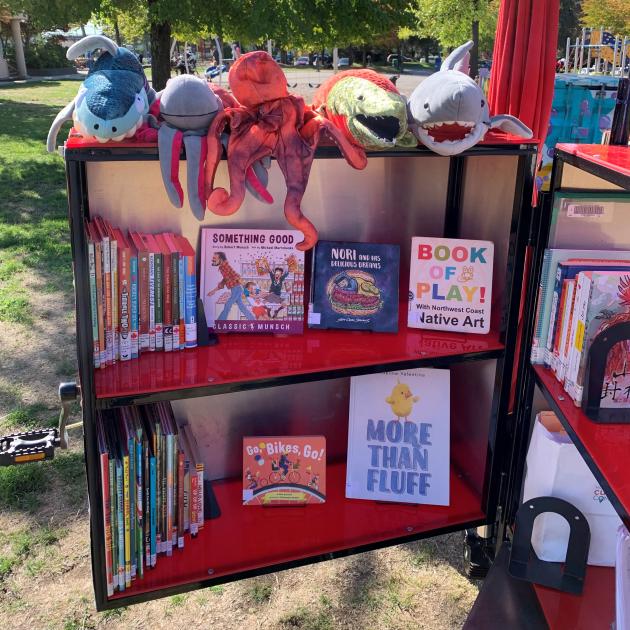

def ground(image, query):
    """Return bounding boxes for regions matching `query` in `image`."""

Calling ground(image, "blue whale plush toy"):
[407,41,532,156]
[47,35,155,152]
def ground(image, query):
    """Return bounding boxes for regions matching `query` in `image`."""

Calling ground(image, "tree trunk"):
[114,19,122,46]
[397,42,404,74]
[150,19,171,91]
[281,49,288,64]
[470,19,479,79]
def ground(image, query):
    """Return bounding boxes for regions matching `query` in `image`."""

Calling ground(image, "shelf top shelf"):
[533,565,615,630]
[108,461,484,604]
[533,364,630,526]
[63,131,537,161]
[95,317,504,407]
[556,143,630,190]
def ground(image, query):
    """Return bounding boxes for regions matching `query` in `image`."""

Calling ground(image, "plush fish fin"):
[489,115,533,138]
[46,100,76,153]
[67,35,118,60]
[441,41,474,73]
[397,130,419,148]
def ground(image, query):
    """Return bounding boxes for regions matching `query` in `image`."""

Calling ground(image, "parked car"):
[338,57,350,68]
[205,64,227,79]
[294,56,309,66]
[313,54,333,69]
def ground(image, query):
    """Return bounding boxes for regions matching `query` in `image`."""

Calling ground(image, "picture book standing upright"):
[346,368,450,506]
[408,237,494,334]
[308,241,400,332]
[200,228,305,334]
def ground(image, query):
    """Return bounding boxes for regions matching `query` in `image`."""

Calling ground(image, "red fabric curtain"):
[488,0,560,150]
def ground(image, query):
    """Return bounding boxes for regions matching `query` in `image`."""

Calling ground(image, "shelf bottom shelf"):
[109,461,485,601]
[533,565,615,630]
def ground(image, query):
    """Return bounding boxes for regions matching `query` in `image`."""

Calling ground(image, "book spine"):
[196,463,204,530]
[164,252,173,352]
[183,459,190,532]
[171,252,180,351]
[178,255,185,350]
[102,238,113,365]
[138,251,150,351]
[190,470,198,536]
[545,264,568,368]
[128,436,136,579]
[100,452,114,596]
[531,250,551,363]
[184,252,197,348]
[116,461,125,591]
[130,255,139,359]
[161,430,167,552]
[94,241,106,368]
[177,450,184,548]
[144,443,150,568]
[155,252,164,351]
[109,458,118,591]
[123,454,131,588]
[172,435,178,548]
[166,433,173,556]
[565,274,592,401]
[119,247,132,361]
[149,455,157,567]
[135,438,143,579]
[110,237,119,362]
[155,422,162,554]
[550,278,569,373]
[556,280,576,382]
[148,252,156,351]
[88,240,100,369]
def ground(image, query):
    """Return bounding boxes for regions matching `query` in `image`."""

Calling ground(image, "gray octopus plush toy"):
[407,41,533,156]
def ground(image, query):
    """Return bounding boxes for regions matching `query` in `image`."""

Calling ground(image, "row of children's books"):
[96,401,205,596]
[531,248,630,408]
[86,217,197,369]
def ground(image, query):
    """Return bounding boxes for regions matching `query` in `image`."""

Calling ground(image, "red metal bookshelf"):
[109,461,484,601]
[94,308,505,407]
[533,364,630,527]
[533,565,615,630]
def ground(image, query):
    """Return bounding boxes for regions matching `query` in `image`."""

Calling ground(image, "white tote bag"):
[523,414,622,567]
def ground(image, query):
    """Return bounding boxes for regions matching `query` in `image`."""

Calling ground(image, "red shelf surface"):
[556,143,630,182]
[533,565,615,630]
[95,316,504,405]
[109,461,484,601]
[533,365,630,525]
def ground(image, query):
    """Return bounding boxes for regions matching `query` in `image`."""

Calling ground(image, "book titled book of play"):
[346,368,450,506]
[200,228,306,334]
[242,436,326,506]
[408,237,494,334]
[308,241,400,332]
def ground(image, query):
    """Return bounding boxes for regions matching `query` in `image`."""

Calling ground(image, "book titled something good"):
[408,237,494,334]
[346,368,450,506]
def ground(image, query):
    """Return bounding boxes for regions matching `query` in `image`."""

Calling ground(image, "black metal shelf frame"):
[65,143,535,610]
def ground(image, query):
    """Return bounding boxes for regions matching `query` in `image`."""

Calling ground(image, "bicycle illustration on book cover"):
[242,436,326,505]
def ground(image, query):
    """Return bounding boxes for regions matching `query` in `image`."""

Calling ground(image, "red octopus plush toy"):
[205,51,366,251]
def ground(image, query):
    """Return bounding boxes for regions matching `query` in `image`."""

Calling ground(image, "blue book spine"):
[135,439,143,579]
[130,255,139,359]
[531,250,552,363]
[116,461,125,591]
[150,456,157,567]
[128,437,135,578]
[184,254,197,348]
[178,256,185,350]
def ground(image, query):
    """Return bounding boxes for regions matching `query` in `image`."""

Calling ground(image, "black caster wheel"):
[463,529,492,579]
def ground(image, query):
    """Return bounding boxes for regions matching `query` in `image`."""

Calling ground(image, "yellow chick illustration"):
[385,380,419,422]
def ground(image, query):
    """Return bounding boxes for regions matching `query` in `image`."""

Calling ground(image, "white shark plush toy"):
[408,41,533,156]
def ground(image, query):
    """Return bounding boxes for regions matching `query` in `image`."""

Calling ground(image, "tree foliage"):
[581,0,630,36]
[558,0,582,50]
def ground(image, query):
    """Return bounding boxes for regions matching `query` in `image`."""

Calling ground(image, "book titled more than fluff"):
[408,237,494,334]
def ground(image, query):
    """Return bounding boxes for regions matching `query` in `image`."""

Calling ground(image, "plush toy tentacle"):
[66,35,118,60]
[245,163,274,204]
[182,134,207,220]
[204,110,229,202]
[46,100,76,153]
[158,125,185,208]
[313,117,368,170]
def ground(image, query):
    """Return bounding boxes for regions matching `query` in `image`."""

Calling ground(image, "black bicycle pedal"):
[0,428,60,466]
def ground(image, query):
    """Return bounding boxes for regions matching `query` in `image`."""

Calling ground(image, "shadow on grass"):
[0,98,72,145]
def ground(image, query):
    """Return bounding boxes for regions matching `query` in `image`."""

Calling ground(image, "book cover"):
[346,368,450,506]
[200,228,305,334]
[408,238,494,334]
[308,241,400,332]
[242,436,326,506]
[566,271,630,407]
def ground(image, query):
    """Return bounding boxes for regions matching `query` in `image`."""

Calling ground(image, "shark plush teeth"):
[408,41,532,156]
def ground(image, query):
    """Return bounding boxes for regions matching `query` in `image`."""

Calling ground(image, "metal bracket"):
[58,381,80,449]
[508,496,590,594]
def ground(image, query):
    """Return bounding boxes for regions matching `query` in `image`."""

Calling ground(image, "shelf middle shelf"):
[532,364,630,526]
[95,311,505,408]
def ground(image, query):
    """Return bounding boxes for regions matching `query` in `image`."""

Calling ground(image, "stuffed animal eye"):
[93,124,99,130]
[112,126,117,133]
[423,102,429,109]
[357,95,364,101]
[481,99,485,107]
